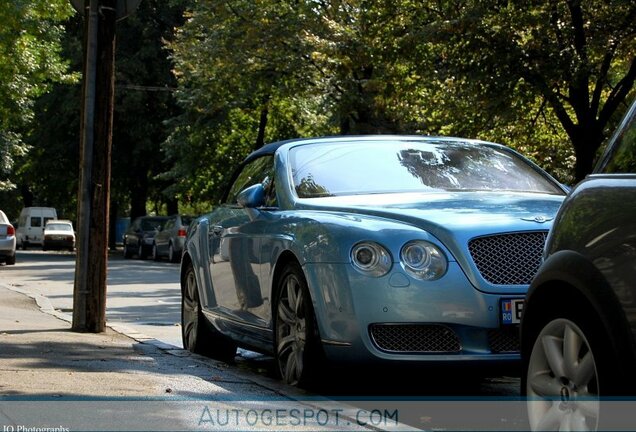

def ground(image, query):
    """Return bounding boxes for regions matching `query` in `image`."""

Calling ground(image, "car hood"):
[299,191,564,232]
[297,191,565,293]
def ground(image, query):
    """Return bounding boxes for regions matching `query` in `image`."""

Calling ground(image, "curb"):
[1,283,305,397]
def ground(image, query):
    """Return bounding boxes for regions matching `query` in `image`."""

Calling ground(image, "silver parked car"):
[0,210,16,265]
[521,99,636,430]
[123,216,169,260]
[181,135,567,387]
[152,214,193,262]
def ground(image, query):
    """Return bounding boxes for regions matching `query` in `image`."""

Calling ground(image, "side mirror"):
[237,183,265,209]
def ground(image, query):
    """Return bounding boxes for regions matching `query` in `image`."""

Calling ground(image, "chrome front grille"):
[369,324,461,353]
[468,231,548,285]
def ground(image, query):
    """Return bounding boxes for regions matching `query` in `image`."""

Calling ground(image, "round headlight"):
[400,241,447,280]
[351,242,391,277]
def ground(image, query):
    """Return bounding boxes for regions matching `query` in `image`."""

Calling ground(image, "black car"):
[521,99,636,430]
[123,216,169,259]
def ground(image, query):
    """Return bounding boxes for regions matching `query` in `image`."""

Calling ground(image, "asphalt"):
[0,285,394,431]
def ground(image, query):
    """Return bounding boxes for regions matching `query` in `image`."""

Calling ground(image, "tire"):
[523,303,619,431]
[274,262,325,387]
[168,243,179,263]
[152,243,160,261]
[123,243,132,259]
[6,254,16,265]
[137,242,147,260]
[181,263,236,360]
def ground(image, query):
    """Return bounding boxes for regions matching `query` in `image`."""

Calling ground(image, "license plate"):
[500,298,524,325]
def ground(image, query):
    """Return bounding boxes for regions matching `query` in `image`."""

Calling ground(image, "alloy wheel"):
[276,272,307,386]
[181,268,199,350]
[526,318,599,431]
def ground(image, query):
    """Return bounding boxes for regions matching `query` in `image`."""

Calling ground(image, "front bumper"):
[304,262,523,364]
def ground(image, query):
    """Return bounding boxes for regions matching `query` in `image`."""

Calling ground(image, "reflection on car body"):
[181,135,568,387]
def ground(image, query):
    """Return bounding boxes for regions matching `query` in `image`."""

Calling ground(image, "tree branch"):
[598,55,636,127]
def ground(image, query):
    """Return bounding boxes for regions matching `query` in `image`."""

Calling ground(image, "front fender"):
[181,216,216,309]
[279,210,454,266]
[522,250,636,375]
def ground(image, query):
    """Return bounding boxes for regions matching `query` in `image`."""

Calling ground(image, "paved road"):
[1,250,521,398]
[2,249,183,346]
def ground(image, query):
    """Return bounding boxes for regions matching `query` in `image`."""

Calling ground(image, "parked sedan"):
[181,135,567,387]
[0,210,16,265]
[123,216,169,259]
[42,220,75,251]
[521,100,636,430]
[152,214,193,263]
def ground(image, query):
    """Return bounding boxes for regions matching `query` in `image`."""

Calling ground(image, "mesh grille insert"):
[468,231,548,285]
[369,324,461,353]
[488,327,520,353]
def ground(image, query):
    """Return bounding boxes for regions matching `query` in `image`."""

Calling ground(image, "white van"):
[16,207,58,249]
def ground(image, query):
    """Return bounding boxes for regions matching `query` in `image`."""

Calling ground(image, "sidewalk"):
[0,285,392,431]
[0,285,290,398]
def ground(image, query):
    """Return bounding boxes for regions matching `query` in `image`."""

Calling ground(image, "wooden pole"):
[72,0,116,332]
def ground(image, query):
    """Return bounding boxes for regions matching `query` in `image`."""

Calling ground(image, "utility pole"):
[71,0,140,332]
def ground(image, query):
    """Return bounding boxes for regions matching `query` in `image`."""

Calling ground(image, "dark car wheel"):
[274,262,325,387]
[181,263,236,360]
[137,242,147,260]
[522,301,625,431]
[123,242,132,259]
[6,254,15,265]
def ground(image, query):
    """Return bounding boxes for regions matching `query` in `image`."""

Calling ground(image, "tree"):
[167,0,425,203]
[417,0,636,181]
[112,0,189,220]
[0,1,76,198]
[167,0,636,202]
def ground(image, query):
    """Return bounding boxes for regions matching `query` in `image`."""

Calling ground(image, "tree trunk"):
[254,99,269,150]
[570,122,604,183]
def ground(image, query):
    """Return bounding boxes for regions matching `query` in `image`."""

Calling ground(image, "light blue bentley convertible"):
[180,136,567,387]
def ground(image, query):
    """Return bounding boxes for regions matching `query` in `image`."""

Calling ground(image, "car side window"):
[600,105,636,174]
[226,156,275,205]
[31,217,41,228]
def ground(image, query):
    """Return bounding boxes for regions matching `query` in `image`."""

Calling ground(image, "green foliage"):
[413,0,636,181]
[169,0,635,202]
[111,0,189,219]
[0,0,76,193]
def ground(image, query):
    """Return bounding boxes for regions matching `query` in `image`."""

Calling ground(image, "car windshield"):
[46,223,72,231]
[141,219,165,231]
[289,140,564,198]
